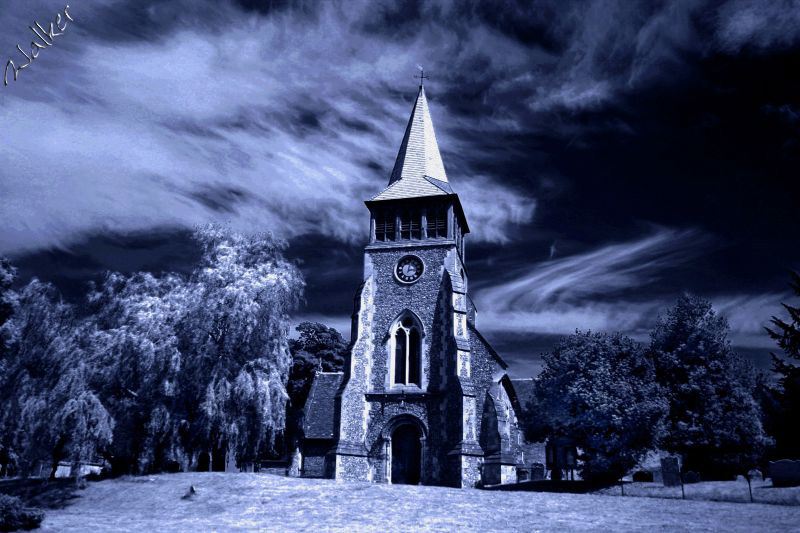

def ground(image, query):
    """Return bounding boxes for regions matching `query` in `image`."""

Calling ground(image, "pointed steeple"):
[369,86,453,202]
[388,85,448,185]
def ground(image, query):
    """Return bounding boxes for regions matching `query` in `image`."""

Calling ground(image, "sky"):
[1,0,799,377]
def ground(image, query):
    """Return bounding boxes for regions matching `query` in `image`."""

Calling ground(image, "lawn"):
[34,473,800,532]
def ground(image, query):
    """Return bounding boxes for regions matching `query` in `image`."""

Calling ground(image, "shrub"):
[0,494,44,532]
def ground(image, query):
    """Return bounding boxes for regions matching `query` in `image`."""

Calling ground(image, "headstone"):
[224,450,238,473]
[748,469,763,482]
[736,474,746,482]
[660,457,681,487]
[288,448,302,477]
[683,471,700,484]
[633,470,654,482]
[530,462,545,481]
[770,460,800,487]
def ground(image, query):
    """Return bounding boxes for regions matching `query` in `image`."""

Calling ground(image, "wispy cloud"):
[476,227,708,310]
[474,228,707,338]
[475,226,795,352]
[714,292,794,348]
[716,0,800,52]
[0,1,535,255]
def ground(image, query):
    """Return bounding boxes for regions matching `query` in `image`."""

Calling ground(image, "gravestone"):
[747,469,763,482]
[633,470,654,482]
[288,448,302,477]
[770,460,800,487]
[660,457,681,487]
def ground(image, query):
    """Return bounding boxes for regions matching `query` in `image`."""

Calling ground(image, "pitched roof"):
[370,86,451,202]
[302,371,343,440]
[369,174,451,201]
[510,378,535,410]
[467,322,509,369]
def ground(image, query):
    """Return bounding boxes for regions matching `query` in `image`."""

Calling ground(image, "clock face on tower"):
[395,255,424,284]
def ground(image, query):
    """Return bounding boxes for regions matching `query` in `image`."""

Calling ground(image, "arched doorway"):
[391,424,421,485]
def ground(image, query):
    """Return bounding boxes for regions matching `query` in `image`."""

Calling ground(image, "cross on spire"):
[414,67,429,88]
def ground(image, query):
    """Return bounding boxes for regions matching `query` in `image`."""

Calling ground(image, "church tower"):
[303,81,529,488]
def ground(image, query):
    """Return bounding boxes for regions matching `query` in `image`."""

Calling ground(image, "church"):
[300,81,537,488]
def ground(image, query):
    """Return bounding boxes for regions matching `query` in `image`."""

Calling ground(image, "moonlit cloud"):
[2,0,797,377]
[716,0,800,52]
[474,226,796,354]
[0,0,536,255]
[476,228,709,311]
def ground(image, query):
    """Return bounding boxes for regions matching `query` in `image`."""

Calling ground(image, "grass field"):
[31,473,800,532]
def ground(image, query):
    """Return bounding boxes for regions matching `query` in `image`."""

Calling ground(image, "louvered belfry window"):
[401,210,412,239]
[427,207,446,238]
[376,210,395,241]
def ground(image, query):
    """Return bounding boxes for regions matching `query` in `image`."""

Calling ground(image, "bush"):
[0,494,44,532]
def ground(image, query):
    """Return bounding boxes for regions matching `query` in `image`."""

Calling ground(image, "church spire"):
[388,84,448,186]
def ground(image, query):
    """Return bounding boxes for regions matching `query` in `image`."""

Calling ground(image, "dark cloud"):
[12,228,201,302]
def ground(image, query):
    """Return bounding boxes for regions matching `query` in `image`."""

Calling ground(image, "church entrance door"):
[391,424,421,485]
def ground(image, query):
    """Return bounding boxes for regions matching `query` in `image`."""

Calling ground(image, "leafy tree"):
[0,257,15,355]
[84,271,189,474]
[0,257,17,476]
[288,322,348,410]
[650,294,771,477]
[532,331,667,482]
[85,225,303,473]
[183,225,303,469]
[764,271,800,459]
[0,279,112,478]
[282,322,348,457]
[0,226,303,477]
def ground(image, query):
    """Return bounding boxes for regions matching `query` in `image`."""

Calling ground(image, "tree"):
[650,294,771,477]
[0,226,303,477]
[0,257,15,356]
[86,225,304,473]
[764,271,800,459]
[532,331,667,482]
[182,225,303,470]
[282,322,348,458]
[0,279,112,478]
[288,322,348,411]
[0,257,17,476]
[85,271,190,474]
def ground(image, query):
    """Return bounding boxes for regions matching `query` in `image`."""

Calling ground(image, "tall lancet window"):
[392,315,422,386]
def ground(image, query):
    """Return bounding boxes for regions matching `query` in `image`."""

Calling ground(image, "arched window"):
[392,315,422,386]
